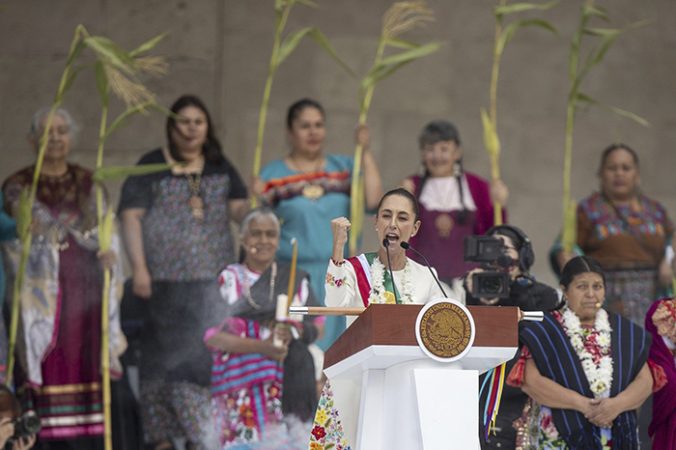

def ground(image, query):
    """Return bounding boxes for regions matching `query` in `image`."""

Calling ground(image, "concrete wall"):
[2,0,675,285]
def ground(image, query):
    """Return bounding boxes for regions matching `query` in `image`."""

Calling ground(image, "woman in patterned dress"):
[118,95,248,450]
[552,144,674,326]
[2,107,125,450]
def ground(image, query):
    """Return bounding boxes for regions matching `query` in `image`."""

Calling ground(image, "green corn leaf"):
[480,108,501,159]
[306,28,355,76]
[277,27,314,65]
[576,92,649,127]
[95,61,109,106]
[375,41,440,68]
[497,19,556,55]
[494,0,558,19]
[60,65,88,100]
[65,39,86,68]
[104,102,154,138]
[605,105,650,127]
[582,4,609,21]
[361,41,440,88]
[93,163,171,182]
[361,61,406,89]
[83,36,136,74]
[99,208,114,252]
[129,33,167,57]
[384,37,419,49]
[583,26,621,37]
[278,27,355,76]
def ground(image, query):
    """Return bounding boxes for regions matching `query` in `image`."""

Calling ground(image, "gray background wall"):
[2,0,675,286]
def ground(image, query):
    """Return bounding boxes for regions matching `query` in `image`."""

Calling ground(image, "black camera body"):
[464,236,504,263]
[470,271,510,299]
[4,411,40,448]
[464,236,513,299]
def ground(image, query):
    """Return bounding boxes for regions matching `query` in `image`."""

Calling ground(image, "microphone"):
[249,247,258,254]
[400,241,448,297]
[382,238,400,304]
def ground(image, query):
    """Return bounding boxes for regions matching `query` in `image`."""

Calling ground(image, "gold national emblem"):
[418,302,472,359]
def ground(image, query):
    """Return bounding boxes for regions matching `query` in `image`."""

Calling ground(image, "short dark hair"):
[166,94,224,163]
[598,143,639,175]
[376,188,420,221]
[418,120,461,148]
[560,256,606,289]
[286,98,325,130]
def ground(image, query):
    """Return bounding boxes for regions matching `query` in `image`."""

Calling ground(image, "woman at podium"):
[510,256,656,448]
[310,188,446,448]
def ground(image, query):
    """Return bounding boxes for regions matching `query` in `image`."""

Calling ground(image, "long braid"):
[455,159,468,224]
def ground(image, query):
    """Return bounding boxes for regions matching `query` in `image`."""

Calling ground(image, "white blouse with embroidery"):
[324,255,447,327]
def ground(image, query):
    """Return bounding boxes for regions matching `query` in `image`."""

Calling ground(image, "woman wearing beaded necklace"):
[204,208,320,448]
[510,256,655,449]
[118,95,248,450]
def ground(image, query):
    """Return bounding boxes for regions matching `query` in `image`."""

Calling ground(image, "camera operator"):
[463,224,559,311]
[0,386,36,450]
[463,225,560,449]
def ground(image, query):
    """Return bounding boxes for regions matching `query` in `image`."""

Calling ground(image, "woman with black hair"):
[119,95,248,449]
[257,98,383,350]
[551,143,674,326]
[401,120,508,284]
[510,256,655,448]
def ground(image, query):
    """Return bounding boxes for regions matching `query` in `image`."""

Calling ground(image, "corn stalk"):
[85,31,168,450]
[251,0,353,206]
[349,0,440,255]
[6,25,89,387]
[561,1,648,252]
[6,24,168,450]
[482,0,557,225]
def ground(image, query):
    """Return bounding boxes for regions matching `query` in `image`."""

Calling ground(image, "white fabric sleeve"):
[324,258,358,307]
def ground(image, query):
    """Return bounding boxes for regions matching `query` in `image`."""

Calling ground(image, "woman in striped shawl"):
[204,208,320,449]
[510,256,654,449]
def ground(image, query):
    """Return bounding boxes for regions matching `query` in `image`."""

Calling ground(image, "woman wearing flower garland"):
[510,256,654,448]
[325,188,445,320]
[310,188,445,449]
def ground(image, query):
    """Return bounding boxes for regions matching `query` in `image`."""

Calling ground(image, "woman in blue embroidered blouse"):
[257,98,383,350]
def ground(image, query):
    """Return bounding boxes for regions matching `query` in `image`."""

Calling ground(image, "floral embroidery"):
[309,382,351,450]
[326,272,345,287]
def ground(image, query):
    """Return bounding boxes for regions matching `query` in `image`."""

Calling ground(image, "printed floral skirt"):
[214,380,284,448]
[308,381,351,450]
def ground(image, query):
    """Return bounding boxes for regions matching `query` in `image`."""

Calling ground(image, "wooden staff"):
[289,306,366,316]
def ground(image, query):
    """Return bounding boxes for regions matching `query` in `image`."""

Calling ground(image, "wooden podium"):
[323,303,519,450]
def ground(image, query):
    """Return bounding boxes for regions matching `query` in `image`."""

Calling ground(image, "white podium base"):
[329,347,481,450]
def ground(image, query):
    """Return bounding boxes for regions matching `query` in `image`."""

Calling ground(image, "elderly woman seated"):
[510,256,655,449]
[203,208,320,448]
